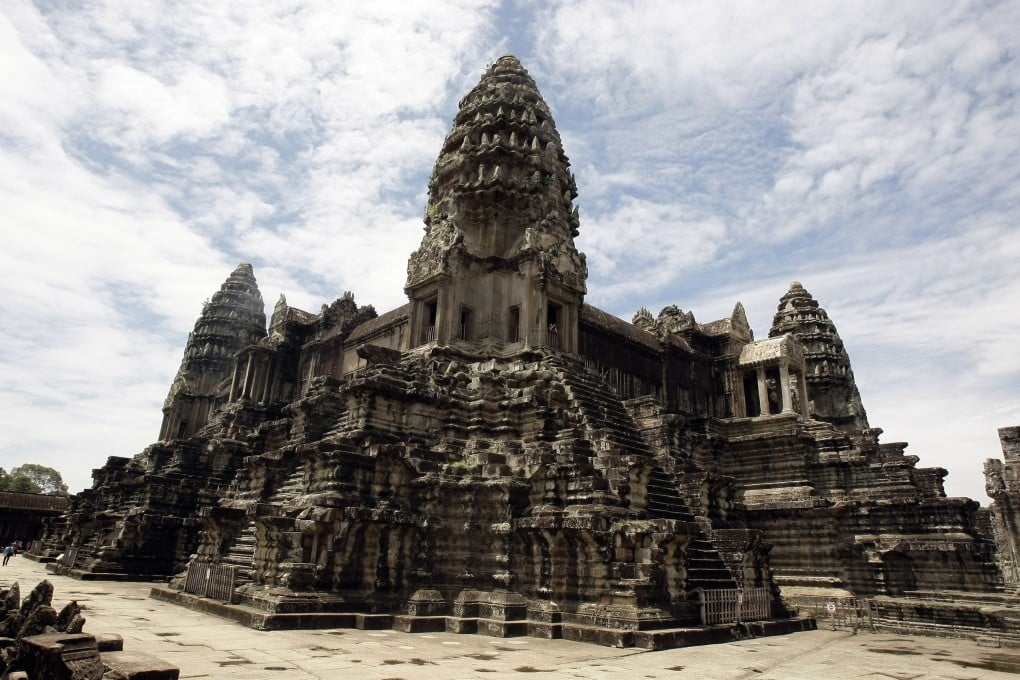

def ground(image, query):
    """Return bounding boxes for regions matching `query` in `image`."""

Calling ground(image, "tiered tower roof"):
[769,281,868,433]
[408,55,585,292]
[166,263,266,400]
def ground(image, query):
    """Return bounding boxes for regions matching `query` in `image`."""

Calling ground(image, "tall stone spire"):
[159,262,267,440]
[769,281,868,434]
[405,55,586,352]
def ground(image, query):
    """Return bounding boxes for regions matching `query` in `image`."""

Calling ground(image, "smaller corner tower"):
[158,263,267,440]
[405,55,586,355]
[769,281,868,433]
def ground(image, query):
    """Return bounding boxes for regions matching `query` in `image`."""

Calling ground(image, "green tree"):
[0,464,69,495]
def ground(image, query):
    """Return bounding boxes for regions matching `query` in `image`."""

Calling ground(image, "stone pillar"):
[756,367,768,417]
[258,356,271,404]
[304,354,317,395]
[436,285,450,345]
[228,362,241,402]
[565,303,577,354]
[265,358,277,404]
[251,359,263,402]
[799,372,810,417]
[521,293,532,348]
[779,363,792,413]
[241,353,255,400]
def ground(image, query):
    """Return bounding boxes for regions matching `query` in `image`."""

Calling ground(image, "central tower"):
[405,55,586,353]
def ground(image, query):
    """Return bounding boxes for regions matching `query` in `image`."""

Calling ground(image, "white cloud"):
[0,0,498,492]
[537,1,1020,500]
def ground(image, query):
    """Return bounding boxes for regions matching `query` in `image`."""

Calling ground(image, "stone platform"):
[2,557,1019,679]
[149,583,814,649]
[871,590,1020,646]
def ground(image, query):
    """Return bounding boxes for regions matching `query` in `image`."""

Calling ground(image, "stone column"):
[241,353,255,400]
[566,303,577,354]
[228,362,241,402]
[258,356,271,404]
[799,372,810,417]
[779,363,793,413]
[304,354,317,395]
[265,358,277,404]
[436,285,450,345]
[756,367,768,417]
[523,286,538,348]
[249,357,260,403]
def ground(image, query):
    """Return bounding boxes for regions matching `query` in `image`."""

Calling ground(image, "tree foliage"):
[0,464,69,496]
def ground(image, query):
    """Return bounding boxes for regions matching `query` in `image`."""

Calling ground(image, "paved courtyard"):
[2,556,1019,679]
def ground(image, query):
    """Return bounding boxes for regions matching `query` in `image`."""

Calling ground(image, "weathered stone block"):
[100,650,180,680]
[16,633,103,680]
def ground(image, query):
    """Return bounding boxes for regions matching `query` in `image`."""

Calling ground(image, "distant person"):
[2,545,13,566]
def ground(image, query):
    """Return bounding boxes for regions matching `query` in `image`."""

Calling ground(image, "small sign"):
[826,602,837,613]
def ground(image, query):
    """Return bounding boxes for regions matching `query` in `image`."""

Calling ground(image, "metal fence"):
[793,596,875,631]
[58,547,79,569]
[183,562,237,602]
[697,587,772,625]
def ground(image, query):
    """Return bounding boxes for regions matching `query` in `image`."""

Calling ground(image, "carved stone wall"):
[986,426,1020,592]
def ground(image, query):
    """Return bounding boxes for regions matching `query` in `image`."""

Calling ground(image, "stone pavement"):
[3,556,1019,679]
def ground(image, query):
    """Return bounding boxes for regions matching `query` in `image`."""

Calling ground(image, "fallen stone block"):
[16,632,104,680]
[100,650,180,680]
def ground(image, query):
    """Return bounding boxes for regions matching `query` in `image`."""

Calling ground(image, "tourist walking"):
[2,545,13,566]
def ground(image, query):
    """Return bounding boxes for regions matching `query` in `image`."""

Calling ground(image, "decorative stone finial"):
[632,307,655,331]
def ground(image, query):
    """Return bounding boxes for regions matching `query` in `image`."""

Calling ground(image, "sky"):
[1,0,1017,502]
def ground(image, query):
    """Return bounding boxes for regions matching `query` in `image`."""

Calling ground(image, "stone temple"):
[32,56,1019,647]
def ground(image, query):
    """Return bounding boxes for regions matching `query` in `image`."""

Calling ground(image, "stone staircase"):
[268,461,308,505]
[220,517,257,585]
[546,355,651,459]
[543,356,738,593]
[685,534,740,591]
[644,466,696,522]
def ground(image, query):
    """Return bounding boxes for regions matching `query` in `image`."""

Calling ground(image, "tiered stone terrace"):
[32,55,1018,649]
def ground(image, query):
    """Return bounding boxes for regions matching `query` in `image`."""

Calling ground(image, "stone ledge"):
[150,586,393,631]
[46,563,164,582]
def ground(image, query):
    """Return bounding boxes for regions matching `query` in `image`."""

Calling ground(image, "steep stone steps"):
[221,517,257,583]
[268,462,308,505]
[685,536,739,591]
[644,467,696,522]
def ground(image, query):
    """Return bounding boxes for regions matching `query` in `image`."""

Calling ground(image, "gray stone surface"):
[5,554,1020,679]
